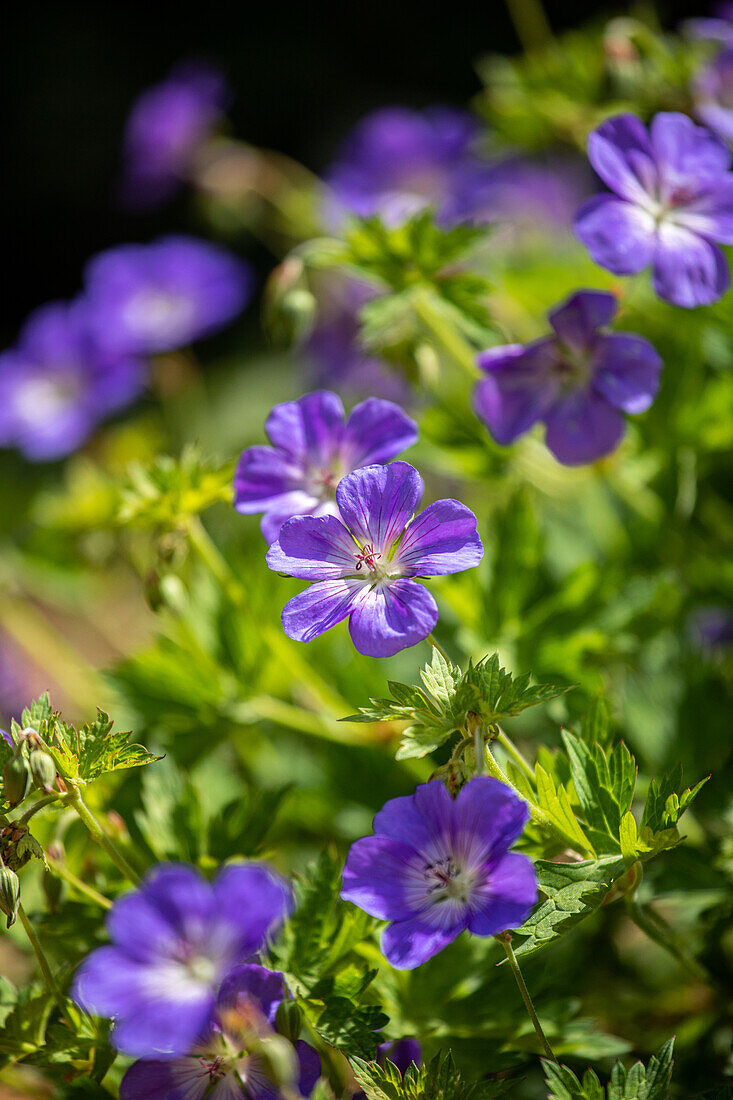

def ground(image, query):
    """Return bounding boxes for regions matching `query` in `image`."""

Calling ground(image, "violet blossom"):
[83,236,254,356]
[574,112,733,308]
[0,301,145,461]
[474,290,662,465]
[685,2,733,43]
[695,47,733,143]
[72,862,291,1058]
[234,390,418,543]
[266,461,483,658]
[120,61,228,209]
[120,964,320,1100]
[341,778,537,969]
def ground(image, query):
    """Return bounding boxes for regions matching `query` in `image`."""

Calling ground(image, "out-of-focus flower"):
[83,236,254,355]
[325,106,493,226]
[266,462,483,657]
[234,390,417,543]
[72,862,291,1058]
[120,61,228,209]
[120,964,320,1100]
[480,155,590,239]
[685,1,733,43]
[341,778,537,969]
[688,606,733,655]
[695,47,733,143]
[475,290,662,466]
[574,112,733,308]
[0,301,145,461]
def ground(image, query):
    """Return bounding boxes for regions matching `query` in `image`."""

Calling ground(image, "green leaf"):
[534,763,595,855]
[316,998,388,1060]
[580,696,612,747]
[117,446,234,529]
[351,1051,509,1100]
[544,1038,674,1099]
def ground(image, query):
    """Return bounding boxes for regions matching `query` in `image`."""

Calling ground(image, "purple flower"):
[688,606,733,655]
[72,862,291,1058]
[480,154,590,237]
[266,462,483,658]
[574,112,733,308]
[234,391,418,544]
[695,47,733,143]
[0,301,145,461]
[325,106,493,226]
[120,964,320,1100]
[685,2,733,43]
[377,1039,422,1075]
[474,290,663,465]
[341,778,537,969]
[83,236,254,356]
[120,61,228,209]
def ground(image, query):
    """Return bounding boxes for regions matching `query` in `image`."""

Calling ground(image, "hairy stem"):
[46,856,113,911]
[411,288,479,381]
[65,787,139,885]
[18,794,63,825]
[18,905,67,1014]
[495,727,536,782]
[499,933,557,1062]
[426,632,452,664]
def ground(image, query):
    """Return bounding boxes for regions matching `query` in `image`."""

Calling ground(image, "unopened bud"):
[29,749,57,794]
[275,998,303,1043]
[3,753,31,807]
[264,259,316,345]
[257,1034,298,1089]
[0,866,20,928]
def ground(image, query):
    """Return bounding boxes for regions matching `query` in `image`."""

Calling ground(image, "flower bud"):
[28,749,57,794]
[275,998,303,1043]
[257,1034,299,1090]
[3,753,31,807]
[0,866,20,928]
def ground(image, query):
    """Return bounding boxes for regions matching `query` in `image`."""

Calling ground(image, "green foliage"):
[351,1051,510,1100]
[543,1038,675,1099]
[117,445,234,529]
[345,648,567,760]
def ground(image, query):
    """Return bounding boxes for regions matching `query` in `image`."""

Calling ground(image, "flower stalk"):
[18,904,67,1015]
[498,932,558,1063]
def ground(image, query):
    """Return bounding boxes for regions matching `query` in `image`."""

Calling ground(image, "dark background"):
[1,1,695,343]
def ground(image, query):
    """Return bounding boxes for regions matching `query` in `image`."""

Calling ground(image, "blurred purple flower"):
[695,47,733,143]
[574,112,733,308]
[688,606,733,655]
[72,862,291,1058]
[266,461,483,658]
[83,236,254,355]
[234,390,417,544]
[325,106,493,226]
[0,301,145,462]
[120,61,228,209]
[1,729,12,748]
[120,964,320,1100]
[341,778,537,969]
[475,290,662,465]
[685,1,733,42]
[480,154,590,237]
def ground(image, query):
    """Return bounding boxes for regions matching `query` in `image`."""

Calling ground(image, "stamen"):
[354,543,382,571]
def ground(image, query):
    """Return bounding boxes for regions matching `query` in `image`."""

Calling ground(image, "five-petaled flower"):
[72,862,291,1058]
[474,289,663,465]
[341,778,537,969]
[234,391,418,544]
[574,112,733,308]
[83,236,254,356]
[120,964,320,1100]
[266,461,483,657]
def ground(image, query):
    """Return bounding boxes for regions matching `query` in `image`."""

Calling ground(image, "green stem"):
[18,905,67,1014]
[426,632,452,664]
[65,787,139,885]
[495,727,535,782]
[626,898,710,984]
[499,933,557,1062]
[484,745,549,830]
[46,856,113,911]
[18,794,63,825]
[411,289,479,381]
[504,0,553,51]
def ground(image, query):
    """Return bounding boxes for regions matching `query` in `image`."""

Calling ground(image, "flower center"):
[124,288,194,339]
[14,373,82,422]
[354,543,381,571]
[198,1056,227,1081]
[423,856,478,905]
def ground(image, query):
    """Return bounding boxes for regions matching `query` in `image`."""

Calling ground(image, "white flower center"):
[13,373,81,423]
[123,288,195,340]
[424,856,479,906]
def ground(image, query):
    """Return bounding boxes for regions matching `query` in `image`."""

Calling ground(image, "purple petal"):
[574,194,655,275]
[381,915,464,969]
[217,964,285,1024]
[233,446,308,513]
[340,397,418,467]
[394,500,483,577]
[586,114,657,204]
[652,224,731,308]
[592,333,662,414]
[120,1058,211,1100]
[650,112,730,197]
[134,864,215,937]
[112,989,214,1058]
[336,462,423,550]
[466,852,538,936]
[260,498,338,545]
[453,778,531,859]
[348,579,438,657]
[267,514,359,579]
[72,947,149,1018]
[341,836,423,920]
[373,780,455,858]
[212,864,292,955]
[281,579,363,643]
[296,1040,321,1096]
[544,389,626,465]
[475,341,559,445]
[265,391,345,466]
[548,290,617,351]
[378,1039,422,1076]
[105,893,181,965]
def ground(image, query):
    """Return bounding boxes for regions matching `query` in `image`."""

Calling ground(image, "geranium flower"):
[120,965,320,1100]
[0,301,145,461]
[234,390,418,543]
[341,778,537,969]
[474,290,662,465]
[695,47,733,143]
[574,112,733,307]
[266,461,483,657]
[120,61,228,209]
[72,862,291,1058]
[83,236,253,355]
